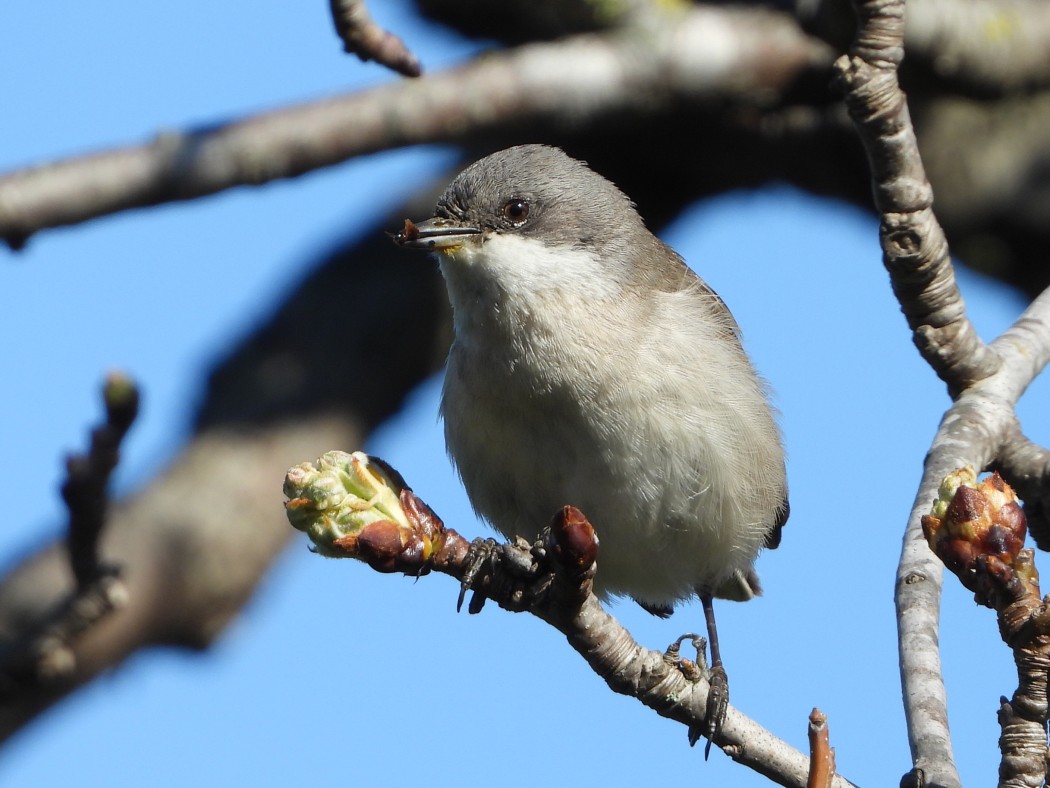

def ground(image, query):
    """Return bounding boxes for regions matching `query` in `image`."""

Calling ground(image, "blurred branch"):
[905,0,1050,93]
[836,0,1050,783]
[0,210,448,740]
[329,0,422,77]
[801,0,1050,94]
[0,418,356,742]
[62,373,139,588]
[0,376,139,699]
[0,5,829,248]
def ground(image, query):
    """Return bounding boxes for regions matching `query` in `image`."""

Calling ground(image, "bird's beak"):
[392,217,482,251]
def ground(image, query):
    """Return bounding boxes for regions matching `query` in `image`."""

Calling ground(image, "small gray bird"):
[396,144,788,745]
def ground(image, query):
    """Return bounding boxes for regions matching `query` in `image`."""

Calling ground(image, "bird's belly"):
[442,352,766,606]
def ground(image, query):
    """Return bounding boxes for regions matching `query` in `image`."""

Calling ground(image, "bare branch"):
[329,0,422,77]
[988,286,1050,402]
[980,287,1050,562]
[897,464,964,788]
[894,292,1050,784]
[834,1,983,772]
[893,385,1025,786]
[62,373,139,588]
[833,0,1022,782]
[835,0,997,396]
[836,0,1050,776]
[0,6,829,248]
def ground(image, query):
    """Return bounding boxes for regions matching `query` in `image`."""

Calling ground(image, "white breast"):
[438,233,785,608]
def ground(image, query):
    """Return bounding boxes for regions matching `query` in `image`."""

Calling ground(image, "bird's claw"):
[458,536,552,614]
[665,633,706,675]
[701,663,729,758]
[458,538,500,613]
[679,638,727,758]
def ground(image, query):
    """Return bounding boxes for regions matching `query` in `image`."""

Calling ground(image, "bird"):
[394,144,788,748]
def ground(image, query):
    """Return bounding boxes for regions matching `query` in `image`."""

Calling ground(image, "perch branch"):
[283,451,858,788]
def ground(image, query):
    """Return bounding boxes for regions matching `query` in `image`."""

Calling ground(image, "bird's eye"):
[502,199,529,225]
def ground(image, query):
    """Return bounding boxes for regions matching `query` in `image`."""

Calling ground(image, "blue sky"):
[2,3,1042,786]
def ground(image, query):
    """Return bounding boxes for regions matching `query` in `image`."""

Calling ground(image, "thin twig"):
[0,374,138,695]
[329,0,422,77]
[807,708,835,788]
[62,372,139,588]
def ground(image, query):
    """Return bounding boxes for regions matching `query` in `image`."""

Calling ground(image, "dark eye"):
[503,199,529,225]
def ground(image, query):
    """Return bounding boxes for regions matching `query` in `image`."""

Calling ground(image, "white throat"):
[438,233,627,316]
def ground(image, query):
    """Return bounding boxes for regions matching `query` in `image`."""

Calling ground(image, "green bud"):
[929,467,977,521]
[284,451,410,557]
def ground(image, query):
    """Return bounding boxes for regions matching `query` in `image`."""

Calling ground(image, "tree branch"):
[834,5,970,772]
[0,212,448,739]
[0,375,141,694]
[921,471,1050,787]
[837,0,1050,782]
[997,425,1050,549]
[329,0,422,76]
[0,417,357,739]
[835,0,997,396]
[62,373,139,589]
[807,708,835,788]
[0,5,829,248]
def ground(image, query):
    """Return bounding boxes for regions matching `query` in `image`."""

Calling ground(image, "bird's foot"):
[664,633,706,672]
[672,635,727,758]
[458,536,553,614]
[457,509,600,616]
[458,538,500,614]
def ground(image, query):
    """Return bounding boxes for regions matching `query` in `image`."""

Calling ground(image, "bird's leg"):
[698,591,728,758]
